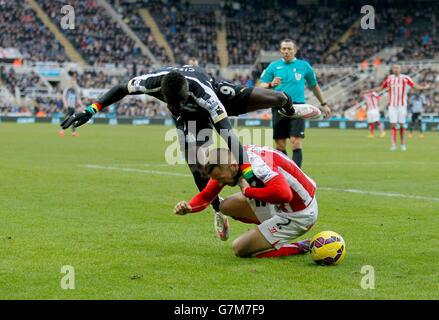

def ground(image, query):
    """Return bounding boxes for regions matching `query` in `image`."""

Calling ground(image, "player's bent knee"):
[290,138,302,150]
[231,238,247,257]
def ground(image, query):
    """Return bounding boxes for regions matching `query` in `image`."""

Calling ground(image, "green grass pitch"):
[0,122,438,299]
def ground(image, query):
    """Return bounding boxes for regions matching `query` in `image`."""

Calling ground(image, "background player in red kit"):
[358,90,385,138]
[363,64,430,151]
[173,145,318,258]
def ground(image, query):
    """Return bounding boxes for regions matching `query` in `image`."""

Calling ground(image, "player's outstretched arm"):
[175,179,224,215]
[412,82,431,90]
[61,84,132,129]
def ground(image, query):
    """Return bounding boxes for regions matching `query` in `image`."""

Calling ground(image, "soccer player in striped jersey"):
[363,64,430,151]
[408,93,426,138]
[358,91,385,138]
[60,77,84,137]
[174,145,317,258]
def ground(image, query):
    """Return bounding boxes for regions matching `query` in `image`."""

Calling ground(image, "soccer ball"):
[310,231,346,265]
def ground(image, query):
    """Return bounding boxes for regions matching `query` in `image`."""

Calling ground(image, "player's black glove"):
[60,109,93,129]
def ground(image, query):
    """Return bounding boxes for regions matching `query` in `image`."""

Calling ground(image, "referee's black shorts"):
[411,112,421,122]
[272,107,305,139]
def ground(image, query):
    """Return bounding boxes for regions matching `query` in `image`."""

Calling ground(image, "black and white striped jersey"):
[127,66,227,124]
[63,87,81,109]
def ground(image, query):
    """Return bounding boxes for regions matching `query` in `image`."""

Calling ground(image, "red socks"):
[400,127,406,145]
[377,121,384,131]
[369,123,375,135]
[391,126,406,146]
[256,243,302,258]
[391,127,397,147]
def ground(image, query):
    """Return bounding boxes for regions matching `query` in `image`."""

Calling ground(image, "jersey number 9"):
[220,85,236,97]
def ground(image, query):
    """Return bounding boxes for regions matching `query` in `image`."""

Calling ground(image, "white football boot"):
[214,211,230,241]
[278,103,321,119]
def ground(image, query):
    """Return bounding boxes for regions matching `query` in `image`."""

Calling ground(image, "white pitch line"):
[318,187,439,201]
[79,164,192,177]
[79,165,439,201]
[305,161,439,166]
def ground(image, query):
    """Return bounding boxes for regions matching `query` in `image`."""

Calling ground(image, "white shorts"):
[388,106,407,124]
[367,110,380,123]
[247,197,318,250]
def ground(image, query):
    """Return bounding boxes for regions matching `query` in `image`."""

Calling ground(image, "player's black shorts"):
[272,107,305,139]
[174,109,214,154]
[411,112,421,122]
[67,107,75,116]
[216,81,254,116]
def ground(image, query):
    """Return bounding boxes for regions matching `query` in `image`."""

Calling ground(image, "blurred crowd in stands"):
[36,0,152,67]
[0,0,68,63]
[0,66,48,95]
[147,0,220,65]
[326,3,439,65]
[1,0,439,119]
[224,4,357,65]
[116,1,170,64]
[1,0,437,67]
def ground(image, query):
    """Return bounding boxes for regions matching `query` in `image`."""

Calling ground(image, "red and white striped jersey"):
[244,145,316,211]
[188,145,317,214]
[381,74,414,107]
[363,92,380,111]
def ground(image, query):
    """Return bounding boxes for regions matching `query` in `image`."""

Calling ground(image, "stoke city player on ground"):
[174,145,317,258]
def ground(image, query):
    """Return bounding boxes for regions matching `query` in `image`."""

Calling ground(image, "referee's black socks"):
[293,149,303,168]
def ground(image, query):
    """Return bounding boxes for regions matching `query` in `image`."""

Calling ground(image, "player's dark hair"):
[205,148,233,174]
[161,72,188,104]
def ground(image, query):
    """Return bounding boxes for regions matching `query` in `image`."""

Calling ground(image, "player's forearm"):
[188,179,224,213]
[368,87,384,93]
[83,84,130,115]
[214,118,263,187]
[310,85,325,104]
[244,177,293,204]
[214,118,249,165]
[412,83,429,90]
[95,84,129,109]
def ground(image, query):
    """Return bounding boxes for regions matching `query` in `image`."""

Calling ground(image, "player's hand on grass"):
[174,201,192,215]
[60,109,93,129]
